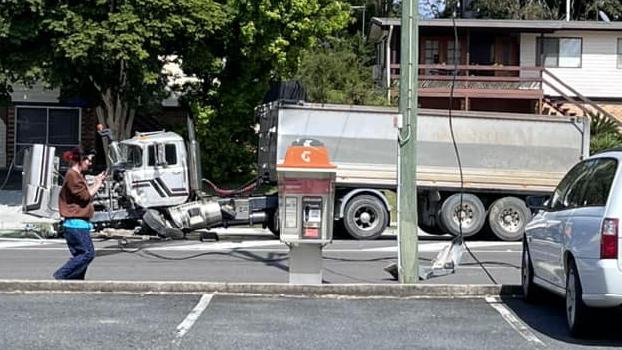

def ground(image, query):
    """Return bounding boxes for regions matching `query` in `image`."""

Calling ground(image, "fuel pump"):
[277,139,336,284]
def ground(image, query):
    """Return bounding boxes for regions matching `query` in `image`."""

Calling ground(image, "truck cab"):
[118,131,189,208]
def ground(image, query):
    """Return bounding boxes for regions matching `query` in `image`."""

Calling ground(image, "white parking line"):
[0,239,58,249]
[173,294,213,344]
[485,296,545,347]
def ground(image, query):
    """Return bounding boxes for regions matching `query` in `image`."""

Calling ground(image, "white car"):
[523,150,622,336]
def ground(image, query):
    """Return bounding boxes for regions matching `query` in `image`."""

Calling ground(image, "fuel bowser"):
[277,139,336,284]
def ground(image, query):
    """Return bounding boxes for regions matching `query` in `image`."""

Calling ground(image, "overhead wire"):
[448,6,497,284]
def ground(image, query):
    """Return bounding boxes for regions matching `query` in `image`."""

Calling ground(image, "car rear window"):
[582,158,618,207]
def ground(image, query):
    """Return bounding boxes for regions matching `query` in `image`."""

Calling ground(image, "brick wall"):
[81,108,97,152]
[6,107,14,166]
[0,118,5,168]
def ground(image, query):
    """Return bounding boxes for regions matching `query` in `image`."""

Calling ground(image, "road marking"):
[485,296,545,347]
[366,241,521,252]
[0,239,57,249]
[173,294,213,344]
[155,240,284,251]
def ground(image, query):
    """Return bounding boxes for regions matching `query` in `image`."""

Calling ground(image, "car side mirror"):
[526,195,549,211]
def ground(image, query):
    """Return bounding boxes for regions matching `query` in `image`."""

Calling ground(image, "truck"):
[256,102,589,241]
[22,101,589,241]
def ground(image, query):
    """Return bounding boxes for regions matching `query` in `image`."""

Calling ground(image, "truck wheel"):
[488,197,531,241]
[343,195,388,240]
[439,193,485,237]
[267,210,280,238]
[142,209,184,240]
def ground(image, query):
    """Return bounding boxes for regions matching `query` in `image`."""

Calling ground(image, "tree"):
[0,0,227,141]
[590,112,622,154]
[185,0,351,182]
[464,0,621,20]
[296,36,386,105]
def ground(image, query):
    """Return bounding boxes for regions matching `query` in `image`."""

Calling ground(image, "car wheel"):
[566,259,591,337]
[488,197,531,241]
[439,193,485,237]
[521,239,542,303]
[343,195,388,240]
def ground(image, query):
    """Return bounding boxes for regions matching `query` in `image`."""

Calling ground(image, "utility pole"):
[397,0,419,283]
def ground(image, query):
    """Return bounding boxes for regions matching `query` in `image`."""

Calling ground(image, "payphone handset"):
[301,196,322,239]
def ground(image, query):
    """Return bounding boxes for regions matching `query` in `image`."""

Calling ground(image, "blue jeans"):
[53,228,95,280]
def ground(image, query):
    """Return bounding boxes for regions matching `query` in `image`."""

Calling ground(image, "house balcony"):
[388,64,544,100]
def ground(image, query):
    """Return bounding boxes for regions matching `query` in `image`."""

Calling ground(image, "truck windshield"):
[120,144,143,168]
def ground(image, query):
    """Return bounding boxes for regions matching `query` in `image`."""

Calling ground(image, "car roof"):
[588,149,622,161]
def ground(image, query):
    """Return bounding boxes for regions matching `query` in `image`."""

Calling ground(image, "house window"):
[424,40,440,64]
[14,107,80,166]
[617,38,622,69]
[536,37,582,68]
[447,40,460,65]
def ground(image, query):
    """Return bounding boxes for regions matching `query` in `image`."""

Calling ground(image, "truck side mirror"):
[155,143,168,167]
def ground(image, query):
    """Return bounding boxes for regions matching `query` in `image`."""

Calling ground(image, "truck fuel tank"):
[168,200,223,230]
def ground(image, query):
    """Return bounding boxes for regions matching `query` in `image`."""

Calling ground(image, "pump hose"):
[201,177,259,197]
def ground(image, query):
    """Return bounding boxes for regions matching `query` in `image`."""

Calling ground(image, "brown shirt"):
[58,169,94,219]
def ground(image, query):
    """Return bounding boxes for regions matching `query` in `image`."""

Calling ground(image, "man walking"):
[53,148,105,280]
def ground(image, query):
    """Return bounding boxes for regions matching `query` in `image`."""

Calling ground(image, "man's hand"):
[89,171,107,197]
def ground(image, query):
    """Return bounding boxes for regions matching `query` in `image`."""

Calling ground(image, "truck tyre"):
[343,195,388,240]
[439,193,485,237]
[488,197,531,241]
[142,209,184,240]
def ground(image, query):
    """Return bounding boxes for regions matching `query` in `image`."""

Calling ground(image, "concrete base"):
[289,244,323,284]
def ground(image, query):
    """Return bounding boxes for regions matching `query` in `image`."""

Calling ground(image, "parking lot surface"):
[1,293,621,350]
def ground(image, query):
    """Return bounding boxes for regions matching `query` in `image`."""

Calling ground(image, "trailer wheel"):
[488,197,531,241]
[439,193,485,237]
[343,195,388,240]
[142,209,184,240]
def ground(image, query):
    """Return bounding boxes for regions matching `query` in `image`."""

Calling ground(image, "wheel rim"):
[353,206,379,232]
[495,206,523,233]
[451,203,476,229]
[567,271,576,327]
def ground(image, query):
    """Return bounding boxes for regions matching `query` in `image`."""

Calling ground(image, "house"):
[368,18,622,119]
[0,79,188,172]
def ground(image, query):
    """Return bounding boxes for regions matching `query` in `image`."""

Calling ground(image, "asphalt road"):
[1,293,621,350]
[0,228,521,284]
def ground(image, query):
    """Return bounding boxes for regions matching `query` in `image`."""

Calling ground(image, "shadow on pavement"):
[93,238,289,268]
[501,294,622,346]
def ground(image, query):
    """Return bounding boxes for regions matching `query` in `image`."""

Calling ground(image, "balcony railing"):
[388,64,544,99]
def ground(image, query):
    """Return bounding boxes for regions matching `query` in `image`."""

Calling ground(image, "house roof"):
[372,17,622,31]
[369,17,622,41]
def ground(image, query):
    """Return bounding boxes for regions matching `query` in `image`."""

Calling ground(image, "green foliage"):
[589,112,622,154]
[187,0,351,183]
[465,0,622,20]
[0,0,227,139]
[296,36,386,105]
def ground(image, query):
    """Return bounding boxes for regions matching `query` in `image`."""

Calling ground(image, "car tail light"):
[600,218,618,259]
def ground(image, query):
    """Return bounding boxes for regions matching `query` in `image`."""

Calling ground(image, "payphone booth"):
[277,140,336,284]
